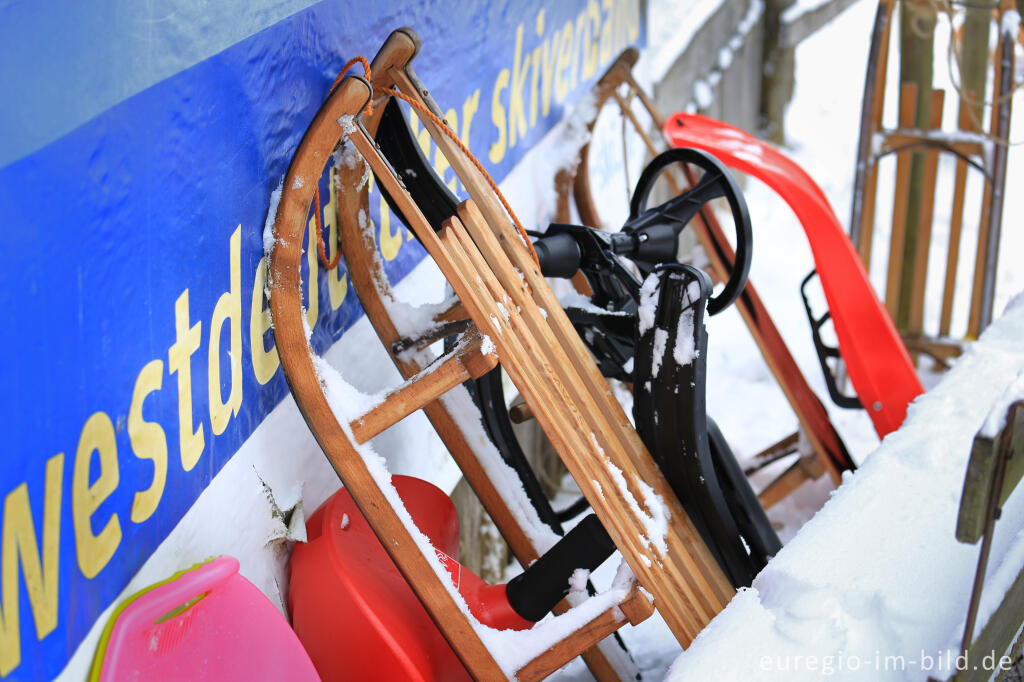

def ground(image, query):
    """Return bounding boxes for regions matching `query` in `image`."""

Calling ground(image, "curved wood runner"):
[270,29,730,680]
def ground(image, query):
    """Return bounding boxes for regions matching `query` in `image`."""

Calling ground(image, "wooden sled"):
[268,28,732,681]
[550,48,854,504]
[850,0,1017,355]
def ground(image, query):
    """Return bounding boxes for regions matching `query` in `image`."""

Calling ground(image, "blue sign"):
[0,0,644,677]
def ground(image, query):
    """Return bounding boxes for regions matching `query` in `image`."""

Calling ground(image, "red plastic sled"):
[664,113,923,436]
[289,476,533,682]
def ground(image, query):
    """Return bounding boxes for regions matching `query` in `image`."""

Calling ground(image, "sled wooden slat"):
[268,75,505,682]
[349,331,496,444]
[516,584,654,682]
[758,455,824,509]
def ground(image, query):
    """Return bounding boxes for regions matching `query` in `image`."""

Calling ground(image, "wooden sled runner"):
[269,28,732,681]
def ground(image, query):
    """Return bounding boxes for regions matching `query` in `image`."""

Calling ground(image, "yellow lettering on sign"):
[209,226,243,436]
[72,412,121,580]
[531,10,545,126]
[379,192,403,261]
[577,1,601,82]
[128,359,167,523]
[0,454,63,677]
[488,69,510,164]
[508,24,530,149]
[538,34,558,120]
[249,256,279,385]
[168,290,204,471]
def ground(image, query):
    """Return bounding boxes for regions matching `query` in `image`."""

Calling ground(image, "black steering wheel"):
[625,147,752,316]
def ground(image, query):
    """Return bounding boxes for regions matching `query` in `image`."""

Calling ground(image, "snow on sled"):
[265,28,760,681]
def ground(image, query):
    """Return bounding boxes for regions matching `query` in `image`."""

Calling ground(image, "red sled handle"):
[663,113,923,437]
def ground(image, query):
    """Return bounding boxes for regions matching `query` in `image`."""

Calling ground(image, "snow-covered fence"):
[665,295,1024,681]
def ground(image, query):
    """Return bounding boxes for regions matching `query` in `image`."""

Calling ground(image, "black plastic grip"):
[504,514,615,622]
[533,231,583,278]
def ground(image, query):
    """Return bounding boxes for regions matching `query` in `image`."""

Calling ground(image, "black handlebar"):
[532,147,752,318]
[627,148,752,316]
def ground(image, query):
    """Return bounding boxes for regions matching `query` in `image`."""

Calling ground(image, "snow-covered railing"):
[665,295,1024,681]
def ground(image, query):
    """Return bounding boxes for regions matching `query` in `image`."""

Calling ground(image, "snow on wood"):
[601,447,670,561]
[665,300,1024,680]
[981,368,1024,438]
[1002,9,1020,38]
[337,113,357,135]
[262,180,283,259]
